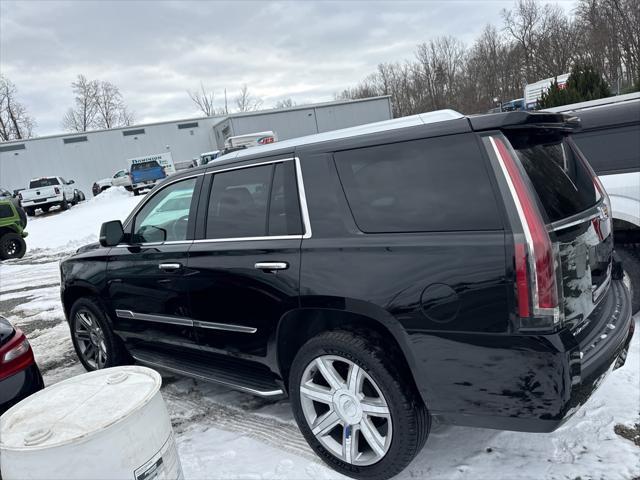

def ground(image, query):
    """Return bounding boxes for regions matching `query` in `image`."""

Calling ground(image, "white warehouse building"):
[0,96,392,195]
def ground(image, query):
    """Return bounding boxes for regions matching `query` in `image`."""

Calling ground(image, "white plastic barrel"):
[0,365,183,480]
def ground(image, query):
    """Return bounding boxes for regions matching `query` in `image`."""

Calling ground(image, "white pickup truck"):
[20,176,77,216]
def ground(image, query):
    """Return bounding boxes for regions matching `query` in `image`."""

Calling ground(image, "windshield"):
[507,132,597,223]
[29,178,60,188]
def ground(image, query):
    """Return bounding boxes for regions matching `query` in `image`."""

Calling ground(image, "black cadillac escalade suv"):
[61,110,634,480]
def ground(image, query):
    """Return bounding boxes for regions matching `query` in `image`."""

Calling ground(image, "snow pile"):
[25,187,142,252]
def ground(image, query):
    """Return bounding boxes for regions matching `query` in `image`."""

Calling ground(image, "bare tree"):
[188,82,221,116]
[62,75,134,132]
[0,76,35,141]
[62,75,99,132]
[275,97,296,109]
[94,80,134,129]
[235,84,263,112]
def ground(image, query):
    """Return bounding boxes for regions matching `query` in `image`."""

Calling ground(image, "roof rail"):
[221,109,464,161]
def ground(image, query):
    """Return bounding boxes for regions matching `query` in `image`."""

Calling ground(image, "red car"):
[0,315,43,415]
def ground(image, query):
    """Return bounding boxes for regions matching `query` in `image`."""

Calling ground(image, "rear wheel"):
[133,189,140,196]
[290,331,429,480]
[61,198,69,210]
[69,297,130,371]
[0,233,26,260]
[41,205,50,213]
[25,207,35,217]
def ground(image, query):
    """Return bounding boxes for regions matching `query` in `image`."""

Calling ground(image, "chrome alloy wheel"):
[73,310,107,369]
[299,355,392,466]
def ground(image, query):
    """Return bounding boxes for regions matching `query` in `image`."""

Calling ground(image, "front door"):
[107,175,202,352]
[188,158,305,363]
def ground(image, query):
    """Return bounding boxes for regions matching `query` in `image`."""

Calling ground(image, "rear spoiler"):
[468,111,581,133]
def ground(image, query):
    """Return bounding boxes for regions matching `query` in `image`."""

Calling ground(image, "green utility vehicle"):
[0,199,28,260]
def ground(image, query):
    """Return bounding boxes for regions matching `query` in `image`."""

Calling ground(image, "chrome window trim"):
[116,309,257,334]
[122,173,204,231]
[118,156,312,248]
[198,156,312,243]
[193,235,302,244]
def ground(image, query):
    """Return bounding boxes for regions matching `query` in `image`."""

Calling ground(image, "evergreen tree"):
[538,63,611,109]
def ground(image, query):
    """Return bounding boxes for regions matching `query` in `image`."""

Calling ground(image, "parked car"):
[19,176,77,216]
[60,110,634,480]
[0,199,28,260]
[129,160,166,196]
[0,315,43,415]
[93,169,133,197]
[545,96,640,313]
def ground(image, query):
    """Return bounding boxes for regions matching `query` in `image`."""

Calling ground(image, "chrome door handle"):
[254,261,289,271]
[159,262,182,271]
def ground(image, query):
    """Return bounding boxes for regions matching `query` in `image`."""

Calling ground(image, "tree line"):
[337,0,640,116]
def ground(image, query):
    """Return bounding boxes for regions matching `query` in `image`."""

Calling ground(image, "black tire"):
[41,205,50,213]
[79,191,86,201]
[289,330,430,480]
[617,245,640,314]
[61,198,69,210]
[133,189,140,196]
[25,207,35,217]
[124,186,133,192]
[69,296,131,371]
[0,232,26,260]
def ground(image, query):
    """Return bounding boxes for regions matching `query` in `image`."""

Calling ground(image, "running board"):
[131,348,285,398]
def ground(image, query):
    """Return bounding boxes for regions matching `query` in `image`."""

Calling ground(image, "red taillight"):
[514,243,530,317]
[54,187,61,195]
[0,329,35,381]
[490,136,559,318]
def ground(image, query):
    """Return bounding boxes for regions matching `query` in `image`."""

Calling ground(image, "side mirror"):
[100,220,124,247]
[67,179,75,185]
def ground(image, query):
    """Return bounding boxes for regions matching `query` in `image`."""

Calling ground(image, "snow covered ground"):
[1,188,638,479]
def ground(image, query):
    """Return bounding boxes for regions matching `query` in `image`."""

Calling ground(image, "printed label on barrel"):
[134,433,183,480]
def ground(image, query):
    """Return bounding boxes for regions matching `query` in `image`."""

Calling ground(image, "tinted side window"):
[334,134,501,233]
[0,204,12,218]
[133,177,197,243]
[269,162,303,236]
[572,124,640,175]
[206,165,271,238]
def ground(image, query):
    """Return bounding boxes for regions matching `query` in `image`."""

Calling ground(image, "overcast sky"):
[1,0,576,136]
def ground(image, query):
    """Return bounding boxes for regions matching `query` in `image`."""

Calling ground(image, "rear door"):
[187,157,304,363]
[107,175,203,352]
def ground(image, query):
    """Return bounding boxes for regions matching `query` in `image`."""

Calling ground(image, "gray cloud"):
[1,0,575,135]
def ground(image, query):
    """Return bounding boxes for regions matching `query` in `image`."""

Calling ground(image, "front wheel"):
[69,297,130,371]
[290,331,430,480]
[0,233,26,260]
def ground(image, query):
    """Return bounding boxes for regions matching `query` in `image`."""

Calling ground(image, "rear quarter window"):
[334,134,502,233]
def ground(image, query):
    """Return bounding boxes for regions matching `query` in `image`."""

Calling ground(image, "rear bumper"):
[0,363,44,415]
[420,280,633,433]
